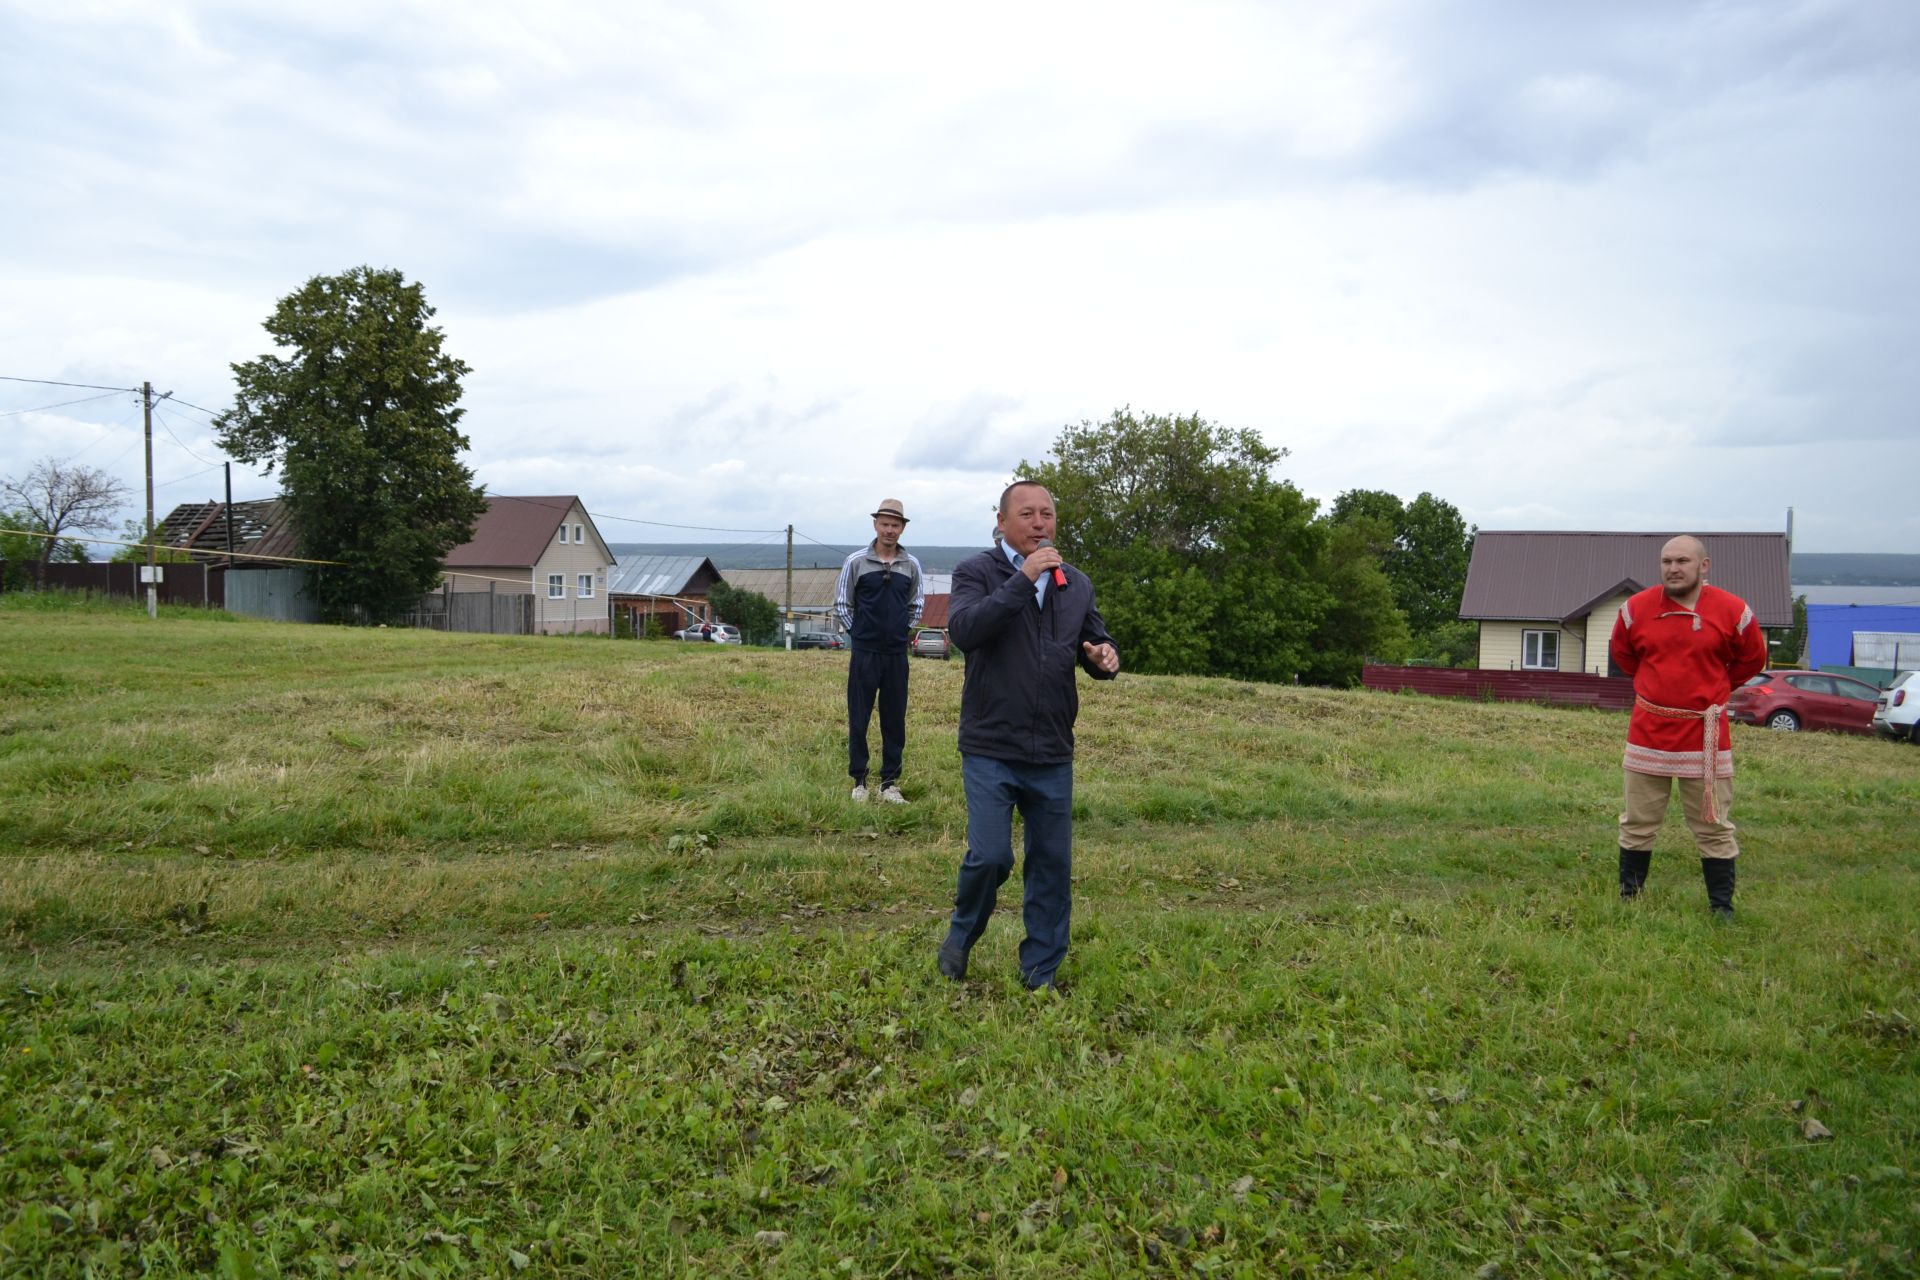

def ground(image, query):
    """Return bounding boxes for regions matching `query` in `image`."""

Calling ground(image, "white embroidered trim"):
[1624,743,1735,779]
[1737,604,1753,634]
[1620,599,1634,628]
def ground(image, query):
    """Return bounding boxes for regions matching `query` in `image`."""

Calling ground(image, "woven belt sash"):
[1634,695,1727,821]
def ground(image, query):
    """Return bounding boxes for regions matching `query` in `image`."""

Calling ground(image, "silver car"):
[674,623,741,644]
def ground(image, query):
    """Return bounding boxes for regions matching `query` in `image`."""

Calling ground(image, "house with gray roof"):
[609,554,723,636]
[1459,531,1792,675]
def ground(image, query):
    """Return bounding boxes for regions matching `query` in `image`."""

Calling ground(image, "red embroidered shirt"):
[1609,583,1768,777]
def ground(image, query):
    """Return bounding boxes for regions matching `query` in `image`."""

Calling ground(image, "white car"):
[674,623,741,644]
[1871,671,1920,742]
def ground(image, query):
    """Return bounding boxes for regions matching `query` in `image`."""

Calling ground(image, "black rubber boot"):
[1701,858,1736,920]
[1618,847,1652,898]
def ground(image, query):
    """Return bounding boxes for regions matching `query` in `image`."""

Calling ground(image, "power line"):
[794,530,858,552]
[486,493,786,536]
[163,396,225,418]
[152,403,226,466]
[0,390,128,418]
[0,374,138,392]
[154,463,226,491]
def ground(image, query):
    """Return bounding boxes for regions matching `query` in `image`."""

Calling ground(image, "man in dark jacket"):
[936,481,1119,991]
[833,499,925,803]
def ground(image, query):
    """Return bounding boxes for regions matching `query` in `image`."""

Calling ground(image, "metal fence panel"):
[0,560,223,607]
[225,569,321,622]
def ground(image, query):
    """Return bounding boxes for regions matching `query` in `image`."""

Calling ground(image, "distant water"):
[1793,585,1920,606]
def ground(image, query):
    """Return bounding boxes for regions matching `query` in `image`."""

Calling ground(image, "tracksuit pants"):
[847,648,908,785]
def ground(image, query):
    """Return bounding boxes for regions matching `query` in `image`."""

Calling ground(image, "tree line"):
[5,268,1474,684]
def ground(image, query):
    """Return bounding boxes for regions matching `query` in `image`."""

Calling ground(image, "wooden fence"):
[1363,663,1636,711]
[402,584,535,636]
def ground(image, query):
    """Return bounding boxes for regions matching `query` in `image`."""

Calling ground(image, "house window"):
[577,573,594,599]
[556,526,569,544]
[1522,629,1559,670]
[572,523,584,544]
[547,574,565,599]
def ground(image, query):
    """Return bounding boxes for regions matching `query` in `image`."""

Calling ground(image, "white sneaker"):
[880,783,907,805]
[850,783,869,803]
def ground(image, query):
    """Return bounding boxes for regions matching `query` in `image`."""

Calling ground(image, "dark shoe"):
[1619,846,1653,898]
[1701,857,1736,919]
[936,940,969,982]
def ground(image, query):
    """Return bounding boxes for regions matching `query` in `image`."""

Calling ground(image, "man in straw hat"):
[833,498,926,804]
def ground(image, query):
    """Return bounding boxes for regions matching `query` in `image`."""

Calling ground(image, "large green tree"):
[1019,408,1335,683]
[1329,487,1475,660]
[1301,515,1411,686]
[708,581,780,645]
[214,267,488,623]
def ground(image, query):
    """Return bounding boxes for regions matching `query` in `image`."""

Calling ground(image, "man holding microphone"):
[937,480,1120,992]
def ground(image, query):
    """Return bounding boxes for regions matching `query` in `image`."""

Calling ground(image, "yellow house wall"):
[1578,594,1631,675]
[531,502,612,634]
[1478,621,1571,671]
[1477,595,1634,673]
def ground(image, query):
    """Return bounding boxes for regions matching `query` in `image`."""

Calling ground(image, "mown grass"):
[2,594,1916,1277]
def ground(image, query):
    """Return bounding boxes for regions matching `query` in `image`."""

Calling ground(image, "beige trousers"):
[1620,770,1738,859]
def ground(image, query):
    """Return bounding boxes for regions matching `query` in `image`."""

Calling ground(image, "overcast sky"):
[3,0,1915,554]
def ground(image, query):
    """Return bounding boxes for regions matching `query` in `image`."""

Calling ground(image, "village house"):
[442,495,614,635]
[1459,531,1793,674]
[608,554,724,636]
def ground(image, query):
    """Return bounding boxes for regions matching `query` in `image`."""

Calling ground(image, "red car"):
[1726,670,1884,735]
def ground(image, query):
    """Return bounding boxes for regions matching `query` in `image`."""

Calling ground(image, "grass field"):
[2,593,1916,1278]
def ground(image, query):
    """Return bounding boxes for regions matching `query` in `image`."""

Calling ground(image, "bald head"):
[1662,535,1706,561]
[1659,535,1709,604]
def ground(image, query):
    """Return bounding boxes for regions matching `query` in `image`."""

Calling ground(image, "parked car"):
[793,631,846,650]
[1871,671,1920,742]
[674,623,741,644]
[1726,669,1883,735]
[911,627,951,660]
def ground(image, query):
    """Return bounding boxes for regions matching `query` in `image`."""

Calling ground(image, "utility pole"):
[143,381,156,619]
[785,524,795,650]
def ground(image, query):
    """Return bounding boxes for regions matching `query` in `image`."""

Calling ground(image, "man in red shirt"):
[1609,535,1769,919]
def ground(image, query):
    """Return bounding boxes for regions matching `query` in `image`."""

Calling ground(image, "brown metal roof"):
[1459,531,1793,627]
[443,496,586,568]
[156,498,302,564]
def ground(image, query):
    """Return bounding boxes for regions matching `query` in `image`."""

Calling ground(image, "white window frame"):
[556,525,569,544]
[572,523,584,544]
[547,574,566,599]
[577,573,594,599]
[1521,628,1560,671]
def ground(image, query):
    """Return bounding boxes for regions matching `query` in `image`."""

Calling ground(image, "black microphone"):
[1034,538,1068,588]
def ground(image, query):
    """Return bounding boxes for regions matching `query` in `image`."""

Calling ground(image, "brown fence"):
[0,560,225,608]
[1363,663,1636,711]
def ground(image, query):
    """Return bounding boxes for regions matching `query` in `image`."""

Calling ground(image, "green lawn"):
[2,595,1916,1277]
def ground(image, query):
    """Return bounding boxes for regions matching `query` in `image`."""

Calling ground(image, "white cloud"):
[3,0,1915,551]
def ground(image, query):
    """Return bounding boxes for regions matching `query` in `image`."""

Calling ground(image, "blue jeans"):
[947,754,1075,986]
